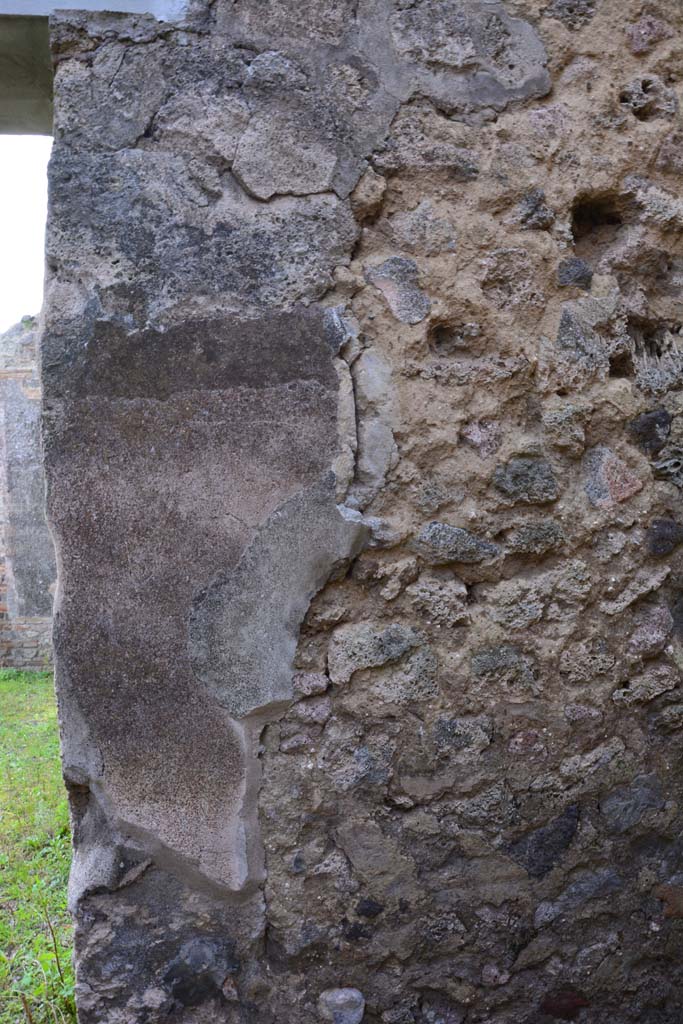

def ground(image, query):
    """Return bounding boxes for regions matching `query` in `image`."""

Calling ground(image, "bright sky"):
[0,136,52,333]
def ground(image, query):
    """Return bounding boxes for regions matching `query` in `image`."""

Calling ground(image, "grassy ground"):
[0,669,75,1024]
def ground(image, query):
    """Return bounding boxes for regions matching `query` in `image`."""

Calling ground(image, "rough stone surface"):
[557,256,593,289]
[365,258,431,325]
[626,15,672,54]
[600,775,664,833]
[505,518,565,557]
[412,522,500,565]
[42,0,683,1021]
[646,518,683,557]
[328,622,424,686]
[544,0,595,29]
[612,665,678,706]
[517,187,555,230]
[0,318,54,667]
[318,988,366,1024]
[628,408,672,455]
[506,804,579,878]
[493,457,559,505]
[583,445,643,509]
[619,74,678,122]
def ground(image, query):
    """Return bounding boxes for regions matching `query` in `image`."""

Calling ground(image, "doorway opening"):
[0,134,54,668]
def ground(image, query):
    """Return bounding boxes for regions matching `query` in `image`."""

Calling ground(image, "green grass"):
[0,669,75,1024]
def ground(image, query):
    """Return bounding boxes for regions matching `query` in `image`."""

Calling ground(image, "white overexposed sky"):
[0,136,52,333]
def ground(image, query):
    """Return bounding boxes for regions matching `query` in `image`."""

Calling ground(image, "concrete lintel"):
[0,17,52,134]
[0,2,186,17]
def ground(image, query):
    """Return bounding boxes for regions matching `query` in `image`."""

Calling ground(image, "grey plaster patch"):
[44,306,359,891]
[215,0,359,46]
[189,480,367,719]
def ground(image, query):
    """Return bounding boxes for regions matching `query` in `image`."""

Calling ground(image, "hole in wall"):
[607,317,683,379]
[608,350,635,379]
[571,192,624,261]
[428,320,481,357]
[619,75,676,122]
[627,317,683,359]
[619,78,654,105]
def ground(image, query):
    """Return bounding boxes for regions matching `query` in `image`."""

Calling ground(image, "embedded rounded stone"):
[506,519,565,556]
[364,257,431,324]
[545,0,595,28]
[612,666,677,706]
[481,963,511,987]
[518,188,555,230]
[351,167,387,222]
[628,409,671,455]
[599,775,664,833]
[505,804,579,878]
[327,622,424,685]
[582,445,642,509]
[646,518,683,557]
[540,987,591,1020]
[493,457,559,506]
[557,256,593,289]
[412,522,500,565]
[628,606,673,658]
[318,987,365,1024]
[627,15,672,54]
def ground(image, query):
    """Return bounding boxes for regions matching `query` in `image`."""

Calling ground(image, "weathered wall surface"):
[0,316,54,667]
[43,0,683,1021]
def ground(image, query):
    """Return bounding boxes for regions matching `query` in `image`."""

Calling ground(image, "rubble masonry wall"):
[43,2,683,1021]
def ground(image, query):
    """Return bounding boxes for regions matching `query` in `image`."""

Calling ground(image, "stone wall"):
[43,1,683,1021]
[0,317,54,668]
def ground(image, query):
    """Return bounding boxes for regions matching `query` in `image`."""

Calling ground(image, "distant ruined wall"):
[43,2,683,1022]
[0,317,54,668]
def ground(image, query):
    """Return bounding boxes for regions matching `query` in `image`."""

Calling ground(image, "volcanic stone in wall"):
[43,0,683,1022]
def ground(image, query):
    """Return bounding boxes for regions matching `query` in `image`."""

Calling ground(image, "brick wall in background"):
[0,317,54,670]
